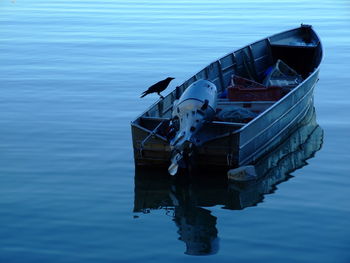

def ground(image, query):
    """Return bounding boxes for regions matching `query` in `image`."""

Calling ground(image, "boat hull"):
[131,25,322,169]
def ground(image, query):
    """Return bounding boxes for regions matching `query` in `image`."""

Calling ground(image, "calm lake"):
[1,0,350,262]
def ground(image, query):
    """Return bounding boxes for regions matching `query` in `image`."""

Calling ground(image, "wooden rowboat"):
[131,25,323,169]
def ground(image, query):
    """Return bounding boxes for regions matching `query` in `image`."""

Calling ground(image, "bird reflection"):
[133,107,323,255]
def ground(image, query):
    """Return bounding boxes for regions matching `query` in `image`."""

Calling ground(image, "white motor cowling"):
[168,80,217,175]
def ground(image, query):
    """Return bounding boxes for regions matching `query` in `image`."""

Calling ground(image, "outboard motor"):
[168,79,217,175]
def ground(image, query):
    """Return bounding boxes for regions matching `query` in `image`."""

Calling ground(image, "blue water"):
[1,0,350,262]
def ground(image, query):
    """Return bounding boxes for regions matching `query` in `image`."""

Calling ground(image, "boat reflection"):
[133,107,323,255]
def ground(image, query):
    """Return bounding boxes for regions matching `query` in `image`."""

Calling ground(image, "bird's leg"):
[158,92,165,99]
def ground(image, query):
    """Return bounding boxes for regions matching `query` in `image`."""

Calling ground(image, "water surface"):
[1,0,350,262]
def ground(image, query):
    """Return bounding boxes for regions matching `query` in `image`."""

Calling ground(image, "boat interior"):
[134,25,322,135]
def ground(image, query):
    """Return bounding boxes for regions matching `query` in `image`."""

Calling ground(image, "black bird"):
[140,77,175,99]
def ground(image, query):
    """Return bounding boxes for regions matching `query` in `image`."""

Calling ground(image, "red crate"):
[227,75,284,101]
